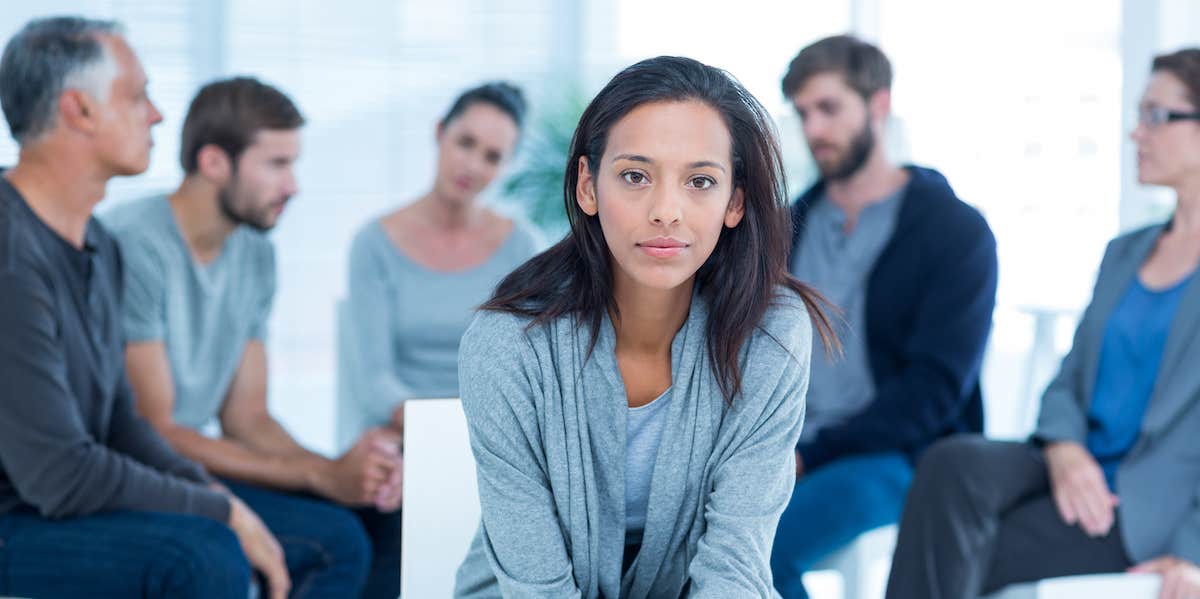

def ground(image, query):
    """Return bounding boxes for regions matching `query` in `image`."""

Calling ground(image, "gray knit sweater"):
[454,287,811,598]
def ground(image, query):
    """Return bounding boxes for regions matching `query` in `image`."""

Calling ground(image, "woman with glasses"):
[884,48,1200,599]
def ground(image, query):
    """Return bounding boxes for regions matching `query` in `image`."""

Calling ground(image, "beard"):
[218,182,275,233]
[812,118,875,182]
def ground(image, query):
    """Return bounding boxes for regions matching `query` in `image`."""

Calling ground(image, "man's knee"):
[315,504,373,576]
[164,517,251,598]
[913,434,994,490]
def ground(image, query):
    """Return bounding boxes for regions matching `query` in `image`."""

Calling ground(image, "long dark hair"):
[483,56,837,402]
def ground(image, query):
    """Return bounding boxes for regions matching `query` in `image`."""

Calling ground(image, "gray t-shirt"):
[342,217,540,444]
[103,196,276,430]
[624,387,672,547]
[790,188,904,440]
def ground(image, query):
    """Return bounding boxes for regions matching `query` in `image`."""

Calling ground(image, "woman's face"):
[1131,71,1200,189]
[576,100,745,294]
[433,102,519,206]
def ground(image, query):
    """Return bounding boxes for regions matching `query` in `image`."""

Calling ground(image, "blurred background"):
[1,0,1197,454]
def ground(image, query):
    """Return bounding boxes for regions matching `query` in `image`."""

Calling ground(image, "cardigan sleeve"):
[687,294,811,597]
[456,311,583,599]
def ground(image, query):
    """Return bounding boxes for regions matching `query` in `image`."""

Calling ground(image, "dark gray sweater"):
[0,176,228,522]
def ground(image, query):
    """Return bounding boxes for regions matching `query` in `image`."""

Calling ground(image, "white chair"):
[807,525,897,599]
[401,398,482,598]
[984,573,1160,599]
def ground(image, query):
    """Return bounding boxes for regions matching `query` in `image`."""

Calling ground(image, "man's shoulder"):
[0,191,32,275]
[99,195,176,249]
[901,165,993,241]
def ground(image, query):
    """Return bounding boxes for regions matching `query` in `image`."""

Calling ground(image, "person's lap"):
[982,488,1131,593]
[771,451,914,599]
[0,507,250,599]
[885,436,1131,599]
[224,479,371,598]
[354,505,403,599]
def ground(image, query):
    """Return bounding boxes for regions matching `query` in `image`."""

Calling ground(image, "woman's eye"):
[689,176,715,190]
[622,171,647,185]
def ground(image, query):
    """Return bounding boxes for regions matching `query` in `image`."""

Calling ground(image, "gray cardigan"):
[454,289,812,598]
[1034,222,1200,564]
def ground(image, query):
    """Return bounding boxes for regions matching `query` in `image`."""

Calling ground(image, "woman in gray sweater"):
[344,82,541,447]
[454,57,837,598]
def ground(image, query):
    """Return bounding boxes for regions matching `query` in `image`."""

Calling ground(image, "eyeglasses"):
[1138,105,1200,127]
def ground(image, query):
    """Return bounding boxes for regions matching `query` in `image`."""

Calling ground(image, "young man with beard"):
[769,35,999,599]
[103,77,403,598]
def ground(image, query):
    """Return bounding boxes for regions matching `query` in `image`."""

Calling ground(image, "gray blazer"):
[1035,222,1200,564]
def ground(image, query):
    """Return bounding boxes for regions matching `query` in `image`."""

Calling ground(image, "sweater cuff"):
[190,486,232,523]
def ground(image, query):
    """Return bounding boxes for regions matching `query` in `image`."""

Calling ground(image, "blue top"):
[1088,271,1195,491]
[341,217,541,449]
[103,196,276,431]
[624,387,672,547]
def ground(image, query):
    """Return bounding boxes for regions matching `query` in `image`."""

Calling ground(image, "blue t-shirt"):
[102,196,276,430]
[625,387,672,547]
[1087,271,1195,490]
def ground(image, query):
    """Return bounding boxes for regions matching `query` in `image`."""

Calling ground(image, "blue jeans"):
[771,452,914,599]
[226,480,371,598]
[354,504,402,599]
[0,508,251,598]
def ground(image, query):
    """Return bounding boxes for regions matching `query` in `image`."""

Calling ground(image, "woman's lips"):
[637,237,687,258]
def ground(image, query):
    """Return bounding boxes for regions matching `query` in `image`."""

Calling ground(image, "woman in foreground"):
[454,56,836,598]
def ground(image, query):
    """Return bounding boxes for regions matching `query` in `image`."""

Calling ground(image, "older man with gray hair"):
[0,16,288,598]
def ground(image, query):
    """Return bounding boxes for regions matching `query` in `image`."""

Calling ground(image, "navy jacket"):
[790,165,998,471]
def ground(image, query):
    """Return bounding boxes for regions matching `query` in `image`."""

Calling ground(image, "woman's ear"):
[724,187,745,228]
[576,157,598,216]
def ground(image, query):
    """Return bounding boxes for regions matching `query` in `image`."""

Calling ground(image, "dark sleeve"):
[0,272,229,522]
[107,373,215,486]
[798,211,998,470]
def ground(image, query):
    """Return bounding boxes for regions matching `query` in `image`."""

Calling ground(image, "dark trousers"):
[226,481,403,599]
[885,435,1132,599]
[354,503,403,599]
[0,508,251,598]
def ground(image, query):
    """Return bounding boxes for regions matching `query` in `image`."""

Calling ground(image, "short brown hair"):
[179,76,305,173]
[781,35,892,100]
[1152,48,1200,109]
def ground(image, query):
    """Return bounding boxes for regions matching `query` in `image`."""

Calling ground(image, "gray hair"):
[0,16,125,144]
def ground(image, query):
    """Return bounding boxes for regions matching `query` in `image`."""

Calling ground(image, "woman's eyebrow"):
[611,154,726,173]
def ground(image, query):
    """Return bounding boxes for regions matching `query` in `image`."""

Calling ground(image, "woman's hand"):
[1129,555,1200,599]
